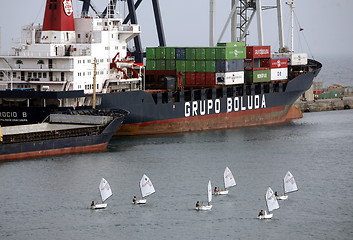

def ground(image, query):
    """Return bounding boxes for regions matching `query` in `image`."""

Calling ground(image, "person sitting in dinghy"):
[196,201,200,208]
[275,192,278,197]
[91,201,95,207]
[258,210,264,217]
[214,187,219,194]
[132,196,137,204]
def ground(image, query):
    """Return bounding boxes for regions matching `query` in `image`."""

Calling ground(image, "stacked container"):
[146,42,246,87]
[270,58,288,81]
[244,46,271,84]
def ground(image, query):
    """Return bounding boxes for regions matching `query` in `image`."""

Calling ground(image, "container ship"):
[0,0,322,135]
[0,109,128,162]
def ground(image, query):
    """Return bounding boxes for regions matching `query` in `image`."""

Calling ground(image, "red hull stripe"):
[118,105,302,136]
[0,143,108,162]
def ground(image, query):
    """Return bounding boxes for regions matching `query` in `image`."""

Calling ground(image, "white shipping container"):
[271,68,288,80]
[290,53,307,65]
[216,71,244,85]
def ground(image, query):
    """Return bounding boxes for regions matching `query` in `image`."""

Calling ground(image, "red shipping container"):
[205,73,216,85]
[246,46,271,59]
[260,58,271,68]
[185,72,196,85]
[270,58,288,68]
[195,72,206,85]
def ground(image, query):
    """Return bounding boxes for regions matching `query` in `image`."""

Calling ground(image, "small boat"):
[214,167,236,195]
[195,180,213,211]
[91,178,112,210]
[276,171,298,200]
[258,187,279,219]
[133,174,155,204]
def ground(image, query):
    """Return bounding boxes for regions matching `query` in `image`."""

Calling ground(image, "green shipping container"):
[205,60,216,72]
[176,61,186,72]
[165,60,176,70]
[155,47,166,59]
[205,47,217,60]
[217,42,245,47]
[185,60,196,72]
[195,48,206,60]
[245,69,271,83]
[146,47,156,59]
[155,60,166,70]
[216,46,246,60]
[186,48,196,60]
[146,60,156,70]
[195,60,206,72]
[165,47,176,60]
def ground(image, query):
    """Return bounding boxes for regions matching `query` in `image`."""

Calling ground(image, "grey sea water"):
[0,109,353,240]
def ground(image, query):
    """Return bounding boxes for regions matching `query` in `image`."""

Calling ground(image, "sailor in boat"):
[214,187,219,194]
[258,209,265,217]
[196,201,200,208]
[132,196,137,204]
[91,201,95,207]
[275,192,278,197]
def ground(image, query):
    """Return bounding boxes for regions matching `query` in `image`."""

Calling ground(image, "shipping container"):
[146,59,157,70]
[155,47,166,59]
[216,71,244,85]
[270,58,288,68]
[244,59,270,70]
[195,48,206,60]
[245,69,271,83]
[246,46,271,59]
[217,42,245,47]
[216,46,246,60]
[205,60,216,72]
[289,53,308,65]
[195,72,206,85]
[186,48,196,59]
[165,60,176,70]
[260,58,271,68]
[216,59,244,72]
[185,72,196,85]
[195,61,206,72]
[175,48,186,60]
[205,72,216,85]
[270,68,288,80]
[155,60,166,70]
[165,47,176,59]
[176,61,186,72]
[205,48,217,60]
[146,47,156,59]
[185,60,196,72]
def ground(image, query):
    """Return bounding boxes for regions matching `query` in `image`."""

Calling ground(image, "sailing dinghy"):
[133,174,155,204]
[91,178,112,210]
[214,167,236,195]
[276,171,298,200]
[258,187,279,219]
[195,180,213,211]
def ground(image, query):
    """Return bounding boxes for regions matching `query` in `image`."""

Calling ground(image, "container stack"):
[244,46,271,84]
[145,42,246,88]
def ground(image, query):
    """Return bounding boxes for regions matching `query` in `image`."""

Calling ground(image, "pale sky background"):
[0,0,352,58]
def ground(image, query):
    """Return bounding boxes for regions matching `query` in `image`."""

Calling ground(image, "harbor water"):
[0,110,352,240]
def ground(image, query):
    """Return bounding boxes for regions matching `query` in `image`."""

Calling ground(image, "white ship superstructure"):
[0,0,142,94]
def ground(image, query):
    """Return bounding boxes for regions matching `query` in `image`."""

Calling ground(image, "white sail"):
[266,187,279,212]
[99,178,112,202]
[207,180,212,203]
[284,171,298,194]
[224,167,236,189]
[140,174,155,198]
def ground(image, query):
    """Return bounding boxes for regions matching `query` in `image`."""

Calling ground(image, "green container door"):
[176,61,186,72]
[185,60,196,72]
[146,47,156,59]
[205,48,217,60]
[165,47,176,60]
[156,60,166,70]
[165,60,176,70]
[245,69,270,83]
[195,61,206,72]
[186,48,196,60]
[205,60,216,72]
[146,60,156,70]
[195,48,206,60]
[156,47,166,59]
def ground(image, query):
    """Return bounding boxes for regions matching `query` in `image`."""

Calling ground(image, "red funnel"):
[42,0,75,31]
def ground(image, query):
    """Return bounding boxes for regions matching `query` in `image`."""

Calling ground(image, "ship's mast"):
[286,0,295,52]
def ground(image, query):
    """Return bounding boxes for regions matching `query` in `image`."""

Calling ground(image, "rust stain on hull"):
[0,143,108,162]
[117,105,302,136]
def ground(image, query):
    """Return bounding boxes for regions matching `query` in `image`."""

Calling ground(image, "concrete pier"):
[294,96,353,112]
